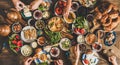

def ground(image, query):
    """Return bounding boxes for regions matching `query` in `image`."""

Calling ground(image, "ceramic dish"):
[27,18,36,26]
[21,26,37,43]
[35,20,45,29]
[71,2,80,12]
[50,47,60,57]
[42,11,50,19]
[12,22,22,33]
[79,44,86,53]
[21,45,33,56]
[72,17,89,35]
[38,1,51,11]
[85,33,97,45]
[30,41,38,48]
[37,36,47,46]
[59,38,71,51]
[63,11,76,24]
[33,48,51,65]
[33,10,43,20]
[77,35,85,43]
[9,34,23,53]
[82,53,99,65]
[92,42,102,52]
[104,31,116,46]
[54,0,67,16]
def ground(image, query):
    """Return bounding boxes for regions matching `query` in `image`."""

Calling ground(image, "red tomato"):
[15,35,20,40]
[15,47,19,51]
[55,7,62,15]
[77,28,81,33]
[80,29,85,34]
[12,40,17,45]
[74,28,78,33]
[84,59,89,64]
[17,40,22,47]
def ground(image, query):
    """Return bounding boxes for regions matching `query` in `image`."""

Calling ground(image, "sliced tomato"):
[74,28,78,33]
[77,28,81,33]
[17,40,22,47]
[15,35,20,40]
[15,47,19,51]
[84,59,89,64]
[55,7,62,15]
[80,29,85,35]
[12,40,17,45]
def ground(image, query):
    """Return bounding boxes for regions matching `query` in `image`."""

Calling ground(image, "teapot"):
[0,24,11,36]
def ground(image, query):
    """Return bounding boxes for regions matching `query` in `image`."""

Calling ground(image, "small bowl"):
[12,22,22,33]
[59,38,71,51]
[79,44,86,53]
[38,2,51,11]
[86,14,94,22]
[50,47,60,57]
[77,35,85,43]
[33,10,43,20]
[71,2,80,12]
[30,41,38,48]
[104,31,116,46]
[63,11,76,24]
[37,36,47,46]
[92,42,102,52]
[28,18,36,26]
[35,20,45,29]
[85,33,97,45]
[54,0,67,16]
[42,11,50,19]
[21,45,33,56]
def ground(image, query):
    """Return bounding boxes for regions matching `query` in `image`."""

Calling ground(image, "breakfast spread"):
[1,0,120,65]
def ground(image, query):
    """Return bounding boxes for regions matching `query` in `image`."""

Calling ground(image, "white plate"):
[21,45,33,56]
[21,26,37,43]
[59,38,71,51]
[34,50,50,64]
[82,53,99,65]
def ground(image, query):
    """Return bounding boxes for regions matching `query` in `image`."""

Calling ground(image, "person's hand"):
[54,59,63,65]
[24,57,33,65]
[73,44,81,65]
[108,56,118,65]
[30,0,43,10]
[63,0,72,18]
[12,0,25,11]
[74,44,81,60]
[63,7,70,18]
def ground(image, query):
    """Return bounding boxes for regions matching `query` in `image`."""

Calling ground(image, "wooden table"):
[0,0,120,65]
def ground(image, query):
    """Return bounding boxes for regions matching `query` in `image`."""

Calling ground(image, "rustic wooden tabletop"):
[0,0,120,65]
